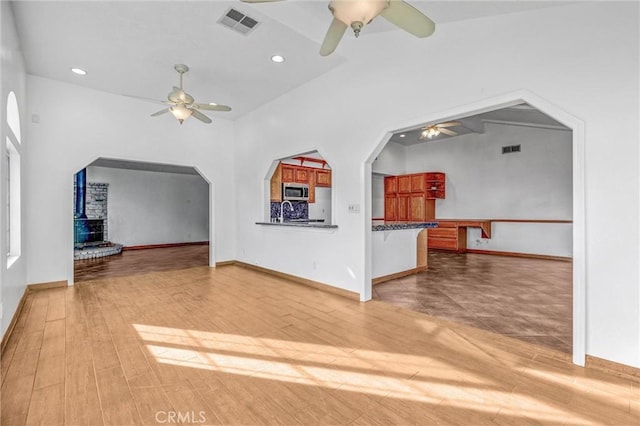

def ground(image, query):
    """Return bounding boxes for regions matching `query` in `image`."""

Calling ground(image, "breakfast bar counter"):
[372,221,438,284]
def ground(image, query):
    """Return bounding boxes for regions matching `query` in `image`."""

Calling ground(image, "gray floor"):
[373,251,573,353]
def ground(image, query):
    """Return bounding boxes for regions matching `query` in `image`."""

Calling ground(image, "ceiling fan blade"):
[437,121,461,128]
[190,109,212,124]
[150,108,170,117]
[380,0,435,38]
[320,18,348,56]
[193,103,232,112]
[439,128,458,136]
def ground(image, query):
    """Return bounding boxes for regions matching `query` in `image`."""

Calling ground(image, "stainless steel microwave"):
[282,183,309,201]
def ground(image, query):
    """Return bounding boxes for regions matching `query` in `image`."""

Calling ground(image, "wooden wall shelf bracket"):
[292,156,328,169]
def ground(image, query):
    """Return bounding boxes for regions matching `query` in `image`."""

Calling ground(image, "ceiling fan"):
[419,121,461,139]
[151,64,232,124]
[241,0,435,56]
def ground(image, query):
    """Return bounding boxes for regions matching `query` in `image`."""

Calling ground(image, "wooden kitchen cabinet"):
[428,222,467,252]
[271,161,332,203]
[425,172,446,199]
[384,176,397,194]
[308,168,316,203]
[427,220,490,252]
[316,169,331,187]
[384,196,397,221]
[271,163,283,202]
[281,165,295,183]
[409,193,426,221]
[397,194,410,221]
[294,168,310,183]
[384,171,445,221]
[397,175,412,193]
[410,173,427,193]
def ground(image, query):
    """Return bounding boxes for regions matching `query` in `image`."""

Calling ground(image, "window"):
[6,145,10,254]
[6,92,21,267]
[7,92,21,144]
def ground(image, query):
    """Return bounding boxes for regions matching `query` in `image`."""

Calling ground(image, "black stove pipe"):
[74,168,87,219]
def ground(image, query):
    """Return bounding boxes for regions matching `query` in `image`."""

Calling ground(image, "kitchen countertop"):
[372,221,438,232]
[256,221,338,229]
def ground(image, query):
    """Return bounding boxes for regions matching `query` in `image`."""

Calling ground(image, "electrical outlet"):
[348,204,360,213]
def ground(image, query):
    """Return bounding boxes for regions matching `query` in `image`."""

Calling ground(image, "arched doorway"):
[365,90,586,366]
[69,157,213,283]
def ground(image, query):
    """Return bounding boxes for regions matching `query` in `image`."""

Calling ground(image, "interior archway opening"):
[368,97,581,361]
[72,157,211,283]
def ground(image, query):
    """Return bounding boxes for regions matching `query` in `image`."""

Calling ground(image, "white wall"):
[371,174,384,218]
[372,228,422,279]
[378,122,573,257]
[234,3,639,367]
[1,2,28,337]
[372,140,407,175]
[9,1,639,369]
[405,123,572,220]
[86,166,209,247]
[25,76,236,286]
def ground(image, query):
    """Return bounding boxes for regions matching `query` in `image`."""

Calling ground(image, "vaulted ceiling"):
[11,1,571,120]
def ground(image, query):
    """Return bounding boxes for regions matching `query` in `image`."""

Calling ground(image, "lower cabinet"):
[428,223,467,253]
[397,194,410,221]
[384,196,397,221]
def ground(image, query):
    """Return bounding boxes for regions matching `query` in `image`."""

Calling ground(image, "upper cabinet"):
[384,172,446,221]
[384,176,397,194]
[425,172,446,199]
[397,175,412,193]
[281,165,295,183]
[316,169,332,187]
[270,156,332,203]
[294,168,310,183]
[270,163,284,202]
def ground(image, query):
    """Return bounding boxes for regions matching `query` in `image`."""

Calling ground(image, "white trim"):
[364,90,586,366]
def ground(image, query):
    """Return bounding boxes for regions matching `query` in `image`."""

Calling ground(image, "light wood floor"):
[374,251,572,354]
[2,265,638,425]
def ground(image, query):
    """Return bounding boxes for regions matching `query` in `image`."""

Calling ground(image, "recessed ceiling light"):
[71,68,87,75]
[399,134,406,138]
[271,55,285,63]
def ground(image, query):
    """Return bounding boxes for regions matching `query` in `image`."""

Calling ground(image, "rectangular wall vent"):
[502,144,521,154]
[218,8,260,36]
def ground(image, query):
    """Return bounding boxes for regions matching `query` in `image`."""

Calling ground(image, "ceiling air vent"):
[218,8,260,35]
[502,144,521,154]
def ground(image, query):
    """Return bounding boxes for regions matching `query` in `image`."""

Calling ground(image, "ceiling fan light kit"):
[150,64,232,125]
[419,121,461,140]
[422,126,440,139]
[170,106,193,124]
[241,0,435,56]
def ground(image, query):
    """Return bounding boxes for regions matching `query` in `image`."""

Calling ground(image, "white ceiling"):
[388,103,571,146]
[11,1,571,121]
[89,158,201,175]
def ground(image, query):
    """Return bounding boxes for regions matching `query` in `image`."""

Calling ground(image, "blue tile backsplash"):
[271,201,308,221]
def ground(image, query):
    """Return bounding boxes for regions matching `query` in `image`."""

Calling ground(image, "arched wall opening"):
[67,156,214,285]
[263,149,334,225]
[364,90,586,366]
